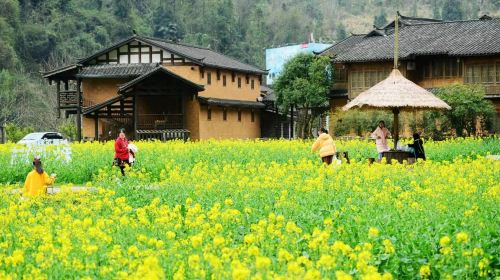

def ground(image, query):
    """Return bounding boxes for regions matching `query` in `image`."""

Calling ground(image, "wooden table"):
[382,151,413,164]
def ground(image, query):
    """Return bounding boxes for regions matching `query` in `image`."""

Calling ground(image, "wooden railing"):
[59,90,78,107]
[137,114,184,130]
[136,129,190,141]
[485,85,500,97]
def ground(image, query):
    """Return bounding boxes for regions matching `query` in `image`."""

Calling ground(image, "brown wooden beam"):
[56,81,61,118]
[76,79,82,141]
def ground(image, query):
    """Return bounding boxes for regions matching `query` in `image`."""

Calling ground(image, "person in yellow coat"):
[311,128,337,165]
[24,156,56,197]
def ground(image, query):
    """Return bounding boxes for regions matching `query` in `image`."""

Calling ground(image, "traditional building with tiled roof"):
[43,34,267,141]
[319,13,500,132]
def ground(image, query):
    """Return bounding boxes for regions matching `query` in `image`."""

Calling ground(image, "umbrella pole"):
[393,108,400,150]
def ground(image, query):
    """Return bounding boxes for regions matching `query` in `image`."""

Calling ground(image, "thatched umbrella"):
[342,69,451,149]
[342,14,451,149]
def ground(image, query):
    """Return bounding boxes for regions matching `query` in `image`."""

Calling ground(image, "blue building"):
[265,43,332,84]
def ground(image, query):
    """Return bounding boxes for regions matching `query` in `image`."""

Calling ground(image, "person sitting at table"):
[371,120,391,161]
[408,133,426,160]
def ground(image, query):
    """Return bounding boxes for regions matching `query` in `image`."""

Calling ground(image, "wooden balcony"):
[485,85,500,98]
[137,114,184,130]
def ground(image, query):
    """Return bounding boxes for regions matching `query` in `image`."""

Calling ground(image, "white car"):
[17,132,69,145]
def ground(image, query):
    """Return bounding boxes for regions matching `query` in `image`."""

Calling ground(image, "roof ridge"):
[317,34,366,55]
[140,35,265,72]
[403,17,499,26]
[140,35,211,50]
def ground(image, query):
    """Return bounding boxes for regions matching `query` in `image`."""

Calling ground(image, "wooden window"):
[251,110,255,122]
[223,75,227,87]
[238,110,242,122]
[217,70,221,80]
[238,77,241,88]
[223,109,227,121]
[245,75,249,84]
[334,68,347,82]
[486,64,495,83]
[200,69,205,79]
[231,72,236,82]
[207,108,212,120]
[207,72,211,85]
[251,79,254,89]
[465,64,496,84]
[351,71,363,90]
[496,62,500,83]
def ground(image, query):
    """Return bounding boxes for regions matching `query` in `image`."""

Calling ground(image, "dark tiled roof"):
[118,67,204,93]
[321,17,500,63]
[42,64,78,79]
[82,95,124,115]
[260,85,276,102]
[75,35,266,75]
[328,89,348,99]
[76,63,159,79]
[198,97,265,109]
[140,36,266,74]
[318,35,366,57]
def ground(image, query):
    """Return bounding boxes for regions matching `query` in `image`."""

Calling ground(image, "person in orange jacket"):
[24,156,56,197]
[311,128,337,165]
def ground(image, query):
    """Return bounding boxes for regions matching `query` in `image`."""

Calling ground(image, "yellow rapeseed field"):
[0,138,498,279]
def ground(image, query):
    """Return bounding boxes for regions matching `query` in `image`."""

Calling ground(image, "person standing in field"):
[312,128,337,165]
[371,120,391,160]
[24,156,56,197]
[114,129,130,176]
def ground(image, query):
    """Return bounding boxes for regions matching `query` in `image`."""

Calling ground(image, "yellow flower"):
[166,231,176,239]
[224,198,233,206]
[213,236,225,247]
[382,239,395,254]
[368,227,379,238]
[317,254,335,269]
[255,256,271,270]
[419,264,431,279]
[188,254,200,268]
[335,271,353,280]
[439,236,451,247]
[191,234,203,248]
[455,232,469,244]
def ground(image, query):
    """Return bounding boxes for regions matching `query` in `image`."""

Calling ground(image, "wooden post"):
[76,79,82,141]
[0,123,6,144]
[56,81,61,118]
[290,105,294,139]
[94,116,99,141]
[393,108,400,150]
[133,95,138,140]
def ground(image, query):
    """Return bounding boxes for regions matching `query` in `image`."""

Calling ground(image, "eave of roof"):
[76,63,159,79]
[118,66,205,93]
[42,64,78,79]
[83,95,124,115]
[198,97,265,109]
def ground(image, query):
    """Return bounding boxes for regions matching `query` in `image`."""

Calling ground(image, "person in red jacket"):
[114,129,129,176]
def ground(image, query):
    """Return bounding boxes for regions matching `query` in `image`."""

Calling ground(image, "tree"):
[152,5,184,42]
[274,53,332,138]
[442,0,464,21]
[433,84,495,136]
[336,23,347,41]
[374,10,388,27]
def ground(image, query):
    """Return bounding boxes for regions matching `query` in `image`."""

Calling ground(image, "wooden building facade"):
[320,14,500,133]
[43,35,266,141]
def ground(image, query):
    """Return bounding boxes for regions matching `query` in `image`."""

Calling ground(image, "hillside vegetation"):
[0,0,498,131]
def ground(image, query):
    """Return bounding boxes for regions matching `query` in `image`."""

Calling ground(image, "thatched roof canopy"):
[343,69,451,111]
